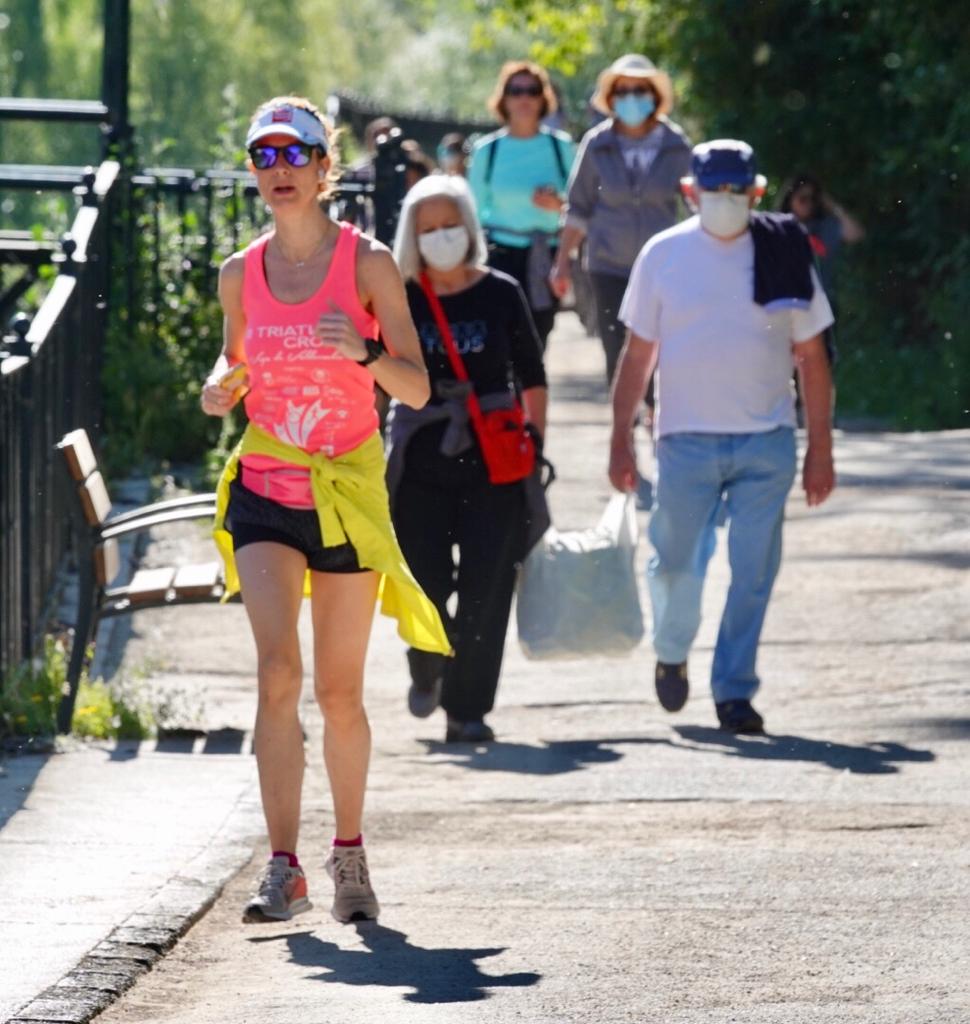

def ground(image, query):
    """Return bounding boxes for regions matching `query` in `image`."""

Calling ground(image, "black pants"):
[392,424,526,721]
[591,268,655,407]
[487,243,558,350]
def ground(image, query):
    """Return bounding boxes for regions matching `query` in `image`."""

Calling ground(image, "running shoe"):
[325,846,380,923]
[242,855,311,923]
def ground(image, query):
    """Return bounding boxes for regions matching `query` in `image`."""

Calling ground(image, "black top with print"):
[405,269,547,401]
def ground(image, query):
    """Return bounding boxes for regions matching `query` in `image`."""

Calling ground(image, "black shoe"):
[445,717,495,744]
[655,661,689,712]
[406,649,444,719]
[715,699,765,735]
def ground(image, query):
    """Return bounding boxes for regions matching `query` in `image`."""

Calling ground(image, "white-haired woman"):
[388,175,548,743]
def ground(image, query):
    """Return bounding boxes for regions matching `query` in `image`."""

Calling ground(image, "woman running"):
[201,96,449,925]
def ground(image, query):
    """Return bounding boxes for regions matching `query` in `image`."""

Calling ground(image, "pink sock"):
[332,834,363,848]
[272,850,299,867]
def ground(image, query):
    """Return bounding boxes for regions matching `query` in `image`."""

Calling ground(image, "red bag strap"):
[419,272,485,426]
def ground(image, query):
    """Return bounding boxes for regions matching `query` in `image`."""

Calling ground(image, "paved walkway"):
[2,313,969,1023]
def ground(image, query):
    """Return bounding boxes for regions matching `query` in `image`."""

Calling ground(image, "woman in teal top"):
[468,60,576,349]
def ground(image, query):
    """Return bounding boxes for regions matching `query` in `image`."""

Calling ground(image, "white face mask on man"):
[417,225,470,271]
[698,192,751,238]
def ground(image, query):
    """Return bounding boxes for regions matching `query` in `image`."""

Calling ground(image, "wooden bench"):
[56,428,235,733]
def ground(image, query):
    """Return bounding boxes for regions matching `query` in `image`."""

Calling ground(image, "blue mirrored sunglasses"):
[248,142,320,170]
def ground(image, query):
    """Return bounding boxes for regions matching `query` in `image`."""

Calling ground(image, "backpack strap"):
[484,131,568,187]
[548,132,568,186]
[484,135,500,187]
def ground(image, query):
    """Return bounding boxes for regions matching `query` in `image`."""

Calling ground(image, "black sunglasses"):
[612,85,655,99]
[248,142,321,170]
[505,83,543,98]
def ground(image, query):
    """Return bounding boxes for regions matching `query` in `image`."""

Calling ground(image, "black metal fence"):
[0,162,120,686]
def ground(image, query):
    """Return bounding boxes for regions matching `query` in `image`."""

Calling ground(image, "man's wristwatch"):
[355,338,386,367]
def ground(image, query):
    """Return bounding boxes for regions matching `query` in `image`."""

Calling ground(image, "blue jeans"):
[647,428,797,703]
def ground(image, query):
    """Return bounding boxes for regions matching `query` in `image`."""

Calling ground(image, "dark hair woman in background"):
[467,60,576,351]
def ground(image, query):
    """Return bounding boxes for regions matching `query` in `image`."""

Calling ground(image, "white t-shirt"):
[620,216,834,438]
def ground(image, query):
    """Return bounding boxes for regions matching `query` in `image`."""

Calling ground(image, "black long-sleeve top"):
[404,269,547,400]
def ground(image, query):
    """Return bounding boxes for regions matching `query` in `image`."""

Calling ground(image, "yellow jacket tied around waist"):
[213,424,451,655]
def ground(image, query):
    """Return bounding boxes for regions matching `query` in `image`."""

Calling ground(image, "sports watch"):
[355,338,386,367]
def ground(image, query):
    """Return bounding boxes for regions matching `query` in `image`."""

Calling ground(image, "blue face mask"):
[613,94,656,127]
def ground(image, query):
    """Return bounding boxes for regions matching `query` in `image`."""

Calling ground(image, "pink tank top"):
[239,222,380,507]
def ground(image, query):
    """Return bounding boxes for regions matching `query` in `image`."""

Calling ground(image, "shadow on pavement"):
[250,924,541,1004]
[906,717,970,741]
[0,752,50,831]
[418,736,667,775]
[674,726,935,775]
[788,549,970,571]
[551,374,608,405]
[107,728,251,760]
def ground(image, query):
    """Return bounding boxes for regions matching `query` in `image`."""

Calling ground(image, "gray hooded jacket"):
[563,117,692,277]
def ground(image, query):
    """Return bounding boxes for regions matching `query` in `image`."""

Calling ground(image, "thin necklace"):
[275,231,328,269]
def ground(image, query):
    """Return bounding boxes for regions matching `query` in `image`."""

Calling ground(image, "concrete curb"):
[6,810,257,1024]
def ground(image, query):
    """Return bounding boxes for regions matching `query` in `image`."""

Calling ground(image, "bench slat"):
[94,539,120,587]
[79,471,112,526]
[125,567,176,603]
[59,428,98,482]
[173,562,222,598]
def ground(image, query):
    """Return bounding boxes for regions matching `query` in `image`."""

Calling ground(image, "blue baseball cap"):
[690,139,757,190]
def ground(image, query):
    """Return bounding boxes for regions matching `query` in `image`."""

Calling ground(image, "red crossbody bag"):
[419,273,536,485]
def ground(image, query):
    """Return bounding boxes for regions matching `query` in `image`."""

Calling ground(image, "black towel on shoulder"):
[749,212,815,311]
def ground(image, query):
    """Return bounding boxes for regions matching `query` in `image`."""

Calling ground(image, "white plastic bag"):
[516,493,645,659]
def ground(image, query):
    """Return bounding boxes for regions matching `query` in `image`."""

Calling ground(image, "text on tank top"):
[239,222,380,507]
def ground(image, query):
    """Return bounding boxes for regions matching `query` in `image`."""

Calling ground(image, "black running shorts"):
[227,477,366,574]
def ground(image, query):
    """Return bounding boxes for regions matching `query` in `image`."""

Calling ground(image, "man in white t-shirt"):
[609,139,835,734]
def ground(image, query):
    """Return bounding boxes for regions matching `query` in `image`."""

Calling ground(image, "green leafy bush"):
[0,635,65,739]
[0,636,156,741]
[71,676,155,741]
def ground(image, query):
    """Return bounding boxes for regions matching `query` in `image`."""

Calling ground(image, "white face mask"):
[698,192,751,238]
[417,225,469,271]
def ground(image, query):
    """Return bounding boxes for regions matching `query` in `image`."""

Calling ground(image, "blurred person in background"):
[401,139,436,191]
[437,132,470,176]
[778,172,864,300]
[468,60,576,351]
[551,54,691,404]
[347,115,399,183]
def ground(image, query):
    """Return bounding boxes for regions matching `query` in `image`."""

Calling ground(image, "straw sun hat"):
[591,54,674,117]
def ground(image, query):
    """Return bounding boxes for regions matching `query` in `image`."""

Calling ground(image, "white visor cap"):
[245,104,328,150]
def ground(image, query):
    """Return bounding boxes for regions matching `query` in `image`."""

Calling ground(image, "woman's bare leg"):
[309,570,379,840]
[236,542,307,853]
